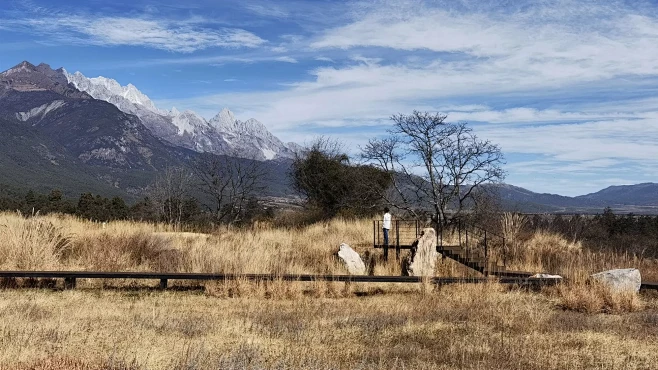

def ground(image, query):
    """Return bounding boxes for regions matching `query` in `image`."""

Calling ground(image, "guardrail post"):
[465,227,469,261]
[383,222,389,261]
[458,220,462,247]
[64,277,76,289]
[484,230,489,277]
[395,220,400,260]
[503,237,507,269]
[435,218,440,252]
[159,278,168,290]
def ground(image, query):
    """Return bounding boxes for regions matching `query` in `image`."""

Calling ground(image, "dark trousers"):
[383,228,389,246]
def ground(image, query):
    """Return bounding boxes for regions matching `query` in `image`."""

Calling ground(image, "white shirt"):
[383,212,391,229]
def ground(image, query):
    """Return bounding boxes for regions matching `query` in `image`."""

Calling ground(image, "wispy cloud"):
[274,56,298,63]
[314,56,334,63]
[115,54,304,68]
[243,3,289,19]
[4,15,266,52]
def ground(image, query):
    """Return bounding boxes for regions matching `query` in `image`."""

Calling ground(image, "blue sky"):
[2,0,658,196]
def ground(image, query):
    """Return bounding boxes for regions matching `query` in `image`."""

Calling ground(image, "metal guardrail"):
[0,270,566,289]
[373,220,421,259]
[373,220,508,271]
[2,271,656,290]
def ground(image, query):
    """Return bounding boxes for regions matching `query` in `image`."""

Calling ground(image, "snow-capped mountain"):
[209,108,297,160]
[64,70,297,161]
[0,61,192,172]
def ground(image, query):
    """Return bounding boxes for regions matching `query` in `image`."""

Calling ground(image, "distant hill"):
[491,183,658,214]
[576,183,658,207]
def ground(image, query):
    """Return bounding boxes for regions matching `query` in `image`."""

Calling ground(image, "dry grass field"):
[0,211,657,369]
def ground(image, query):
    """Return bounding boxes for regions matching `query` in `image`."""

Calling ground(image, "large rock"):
[403,228,438,277]
[590,268,641,293]
[337,243,366,275]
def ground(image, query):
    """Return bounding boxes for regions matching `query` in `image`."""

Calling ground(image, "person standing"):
[383,207,392,246]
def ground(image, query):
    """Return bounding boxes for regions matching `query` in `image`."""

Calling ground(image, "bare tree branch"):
[361,111,506,225]
[191,152,266,226]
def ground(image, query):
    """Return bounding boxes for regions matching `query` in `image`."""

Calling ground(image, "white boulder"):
[403,228,438,277]
[531,273,563,279]
[590,268,641,293]
[337,243,366,275]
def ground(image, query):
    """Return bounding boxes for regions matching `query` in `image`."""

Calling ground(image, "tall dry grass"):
[0,213,70,270]
[501,212,528,262]
[0,212,657,369]
[0,211,655,281]
[0,212,374,275]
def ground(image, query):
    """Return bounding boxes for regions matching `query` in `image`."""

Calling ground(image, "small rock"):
[337,243,366,275]
[590,268,641,293]
[403,228,437,277]
[531,273,563,279]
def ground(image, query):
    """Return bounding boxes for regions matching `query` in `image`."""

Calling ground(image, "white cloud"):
[311,8,518,56]
[244,3,289,18]
[274,56,298,63]
[8,15,266,52]
[314,56,335,62]
[480,117,658,163]
[445,108,638,125]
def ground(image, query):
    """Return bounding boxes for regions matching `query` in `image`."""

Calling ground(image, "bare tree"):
[191,152,266,226]
[149,166,194,225]
[362,111,505,225]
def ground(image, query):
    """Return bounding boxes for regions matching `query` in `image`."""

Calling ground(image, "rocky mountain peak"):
[65,71,160,114]
[242,118,270,135]
[1,61,90,98]
[209,109,269,136]
[209,108,237,130]
[1,61,36,76]
[35,62,53,71]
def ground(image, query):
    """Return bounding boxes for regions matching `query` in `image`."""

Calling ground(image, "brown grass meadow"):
[0,211,657,369]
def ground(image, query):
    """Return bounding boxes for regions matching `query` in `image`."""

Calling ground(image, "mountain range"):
[63,70,299,161]
[0,61,290,199]
[494,183,658,214]
[0,60,656,213]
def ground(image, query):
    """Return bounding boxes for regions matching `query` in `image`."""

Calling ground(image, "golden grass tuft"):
[549,281,645,314]
[66,231,179,272]
[501,212,527,248]
[0,213,70,270]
